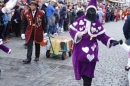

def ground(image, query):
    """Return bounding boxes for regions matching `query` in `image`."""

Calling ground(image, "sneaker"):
[61,28,64,33]
[50,34,54,38]
[54,33,58,36]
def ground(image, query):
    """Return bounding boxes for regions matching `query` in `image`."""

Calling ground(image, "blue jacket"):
[123,15,130,40]
[2,14,8,25]
[60,6,67,20]
[46,4,55,18]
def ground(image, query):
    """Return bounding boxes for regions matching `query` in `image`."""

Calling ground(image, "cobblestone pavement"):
[0,20,129,86]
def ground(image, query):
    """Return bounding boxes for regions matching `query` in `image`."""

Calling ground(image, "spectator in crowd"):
[114,8,119,22]
[54,6,60,32]
[5,9,15,42]
[11,4,21,37]
[106,6,111,22]
[59,2,67,33]
[70,5,77,24]
[0,3,3,39]
[76,7,84,19]
[46,0,57,35]
[110,7,115,21]
[97,7,104,23]
[67,5,72,24]
[1,3,8,40]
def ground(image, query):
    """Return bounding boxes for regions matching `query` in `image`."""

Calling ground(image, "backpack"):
[48,14,56,26]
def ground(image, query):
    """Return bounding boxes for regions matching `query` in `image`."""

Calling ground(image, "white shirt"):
[32,10,36,18]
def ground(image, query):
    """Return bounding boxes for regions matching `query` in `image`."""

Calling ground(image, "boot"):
[34,57,39,61]
[5,37,10,43]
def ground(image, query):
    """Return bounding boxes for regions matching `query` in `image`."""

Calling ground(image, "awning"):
[109,0,125,4]
[109,0,119,3]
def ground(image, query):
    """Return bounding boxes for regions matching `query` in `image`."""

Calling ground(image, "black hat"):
[29,0,38,6]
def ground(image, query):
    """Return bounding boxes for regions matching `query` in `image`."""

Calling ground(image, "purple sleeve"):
[69,24,82,44]
[69,28,77,39]
[97,33,113,48]
[0,44,11,54]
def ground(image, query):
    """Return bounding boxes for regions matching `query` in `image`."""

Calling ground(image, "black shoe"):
[34,58,39,61]
[24,45,27,49]
[24,43,27,46]
[24,44,27,49]
[125,66,130,71]
[23,59,31,64]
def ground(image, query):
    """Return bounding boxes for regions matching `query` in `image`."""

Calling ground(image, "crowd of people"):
[1,0,130,85]
[0,0,130,43]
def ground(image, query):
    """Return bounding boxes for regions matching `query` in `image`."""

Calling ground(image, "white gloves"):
[0,39,3,45]
[21,34,25,39]
[6,0,17,11]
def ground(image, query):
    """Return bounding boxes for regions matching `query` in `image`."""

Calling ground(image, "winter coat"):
[71,9,77,24]
[60,6,67,21]
[123,15,130,40]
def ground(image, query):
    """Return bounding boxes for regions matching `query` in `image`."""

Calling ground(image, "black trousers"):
[13,22,20,37]
[82,75,92,86]
[27,33,40,60]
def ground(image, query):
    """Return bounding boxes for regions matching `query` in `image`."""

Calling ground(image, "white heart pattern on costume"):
[98,26,102,30]
[91,44,96,51]
[80,27,83,31]
[79,20,84,25]
[92,23,96,26]
[87,54,94,62]
[82,47,89,53]
[73,22,78,26]
[91,27,96,33]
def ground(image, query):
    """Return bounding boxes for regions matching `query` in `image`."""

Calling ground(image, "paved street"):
[0,20,129,86]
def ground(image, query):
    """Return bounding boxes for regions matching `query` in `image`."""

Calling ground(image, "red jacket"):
[22,9,45,43]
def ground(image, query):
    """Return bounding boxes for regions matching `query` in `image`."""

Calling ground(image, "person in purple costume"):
[69,0,120,86]
[0,39,11,54]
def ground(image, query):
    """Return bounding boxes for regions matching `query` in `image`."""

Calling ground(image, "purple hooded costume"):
[69,0,113,80]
